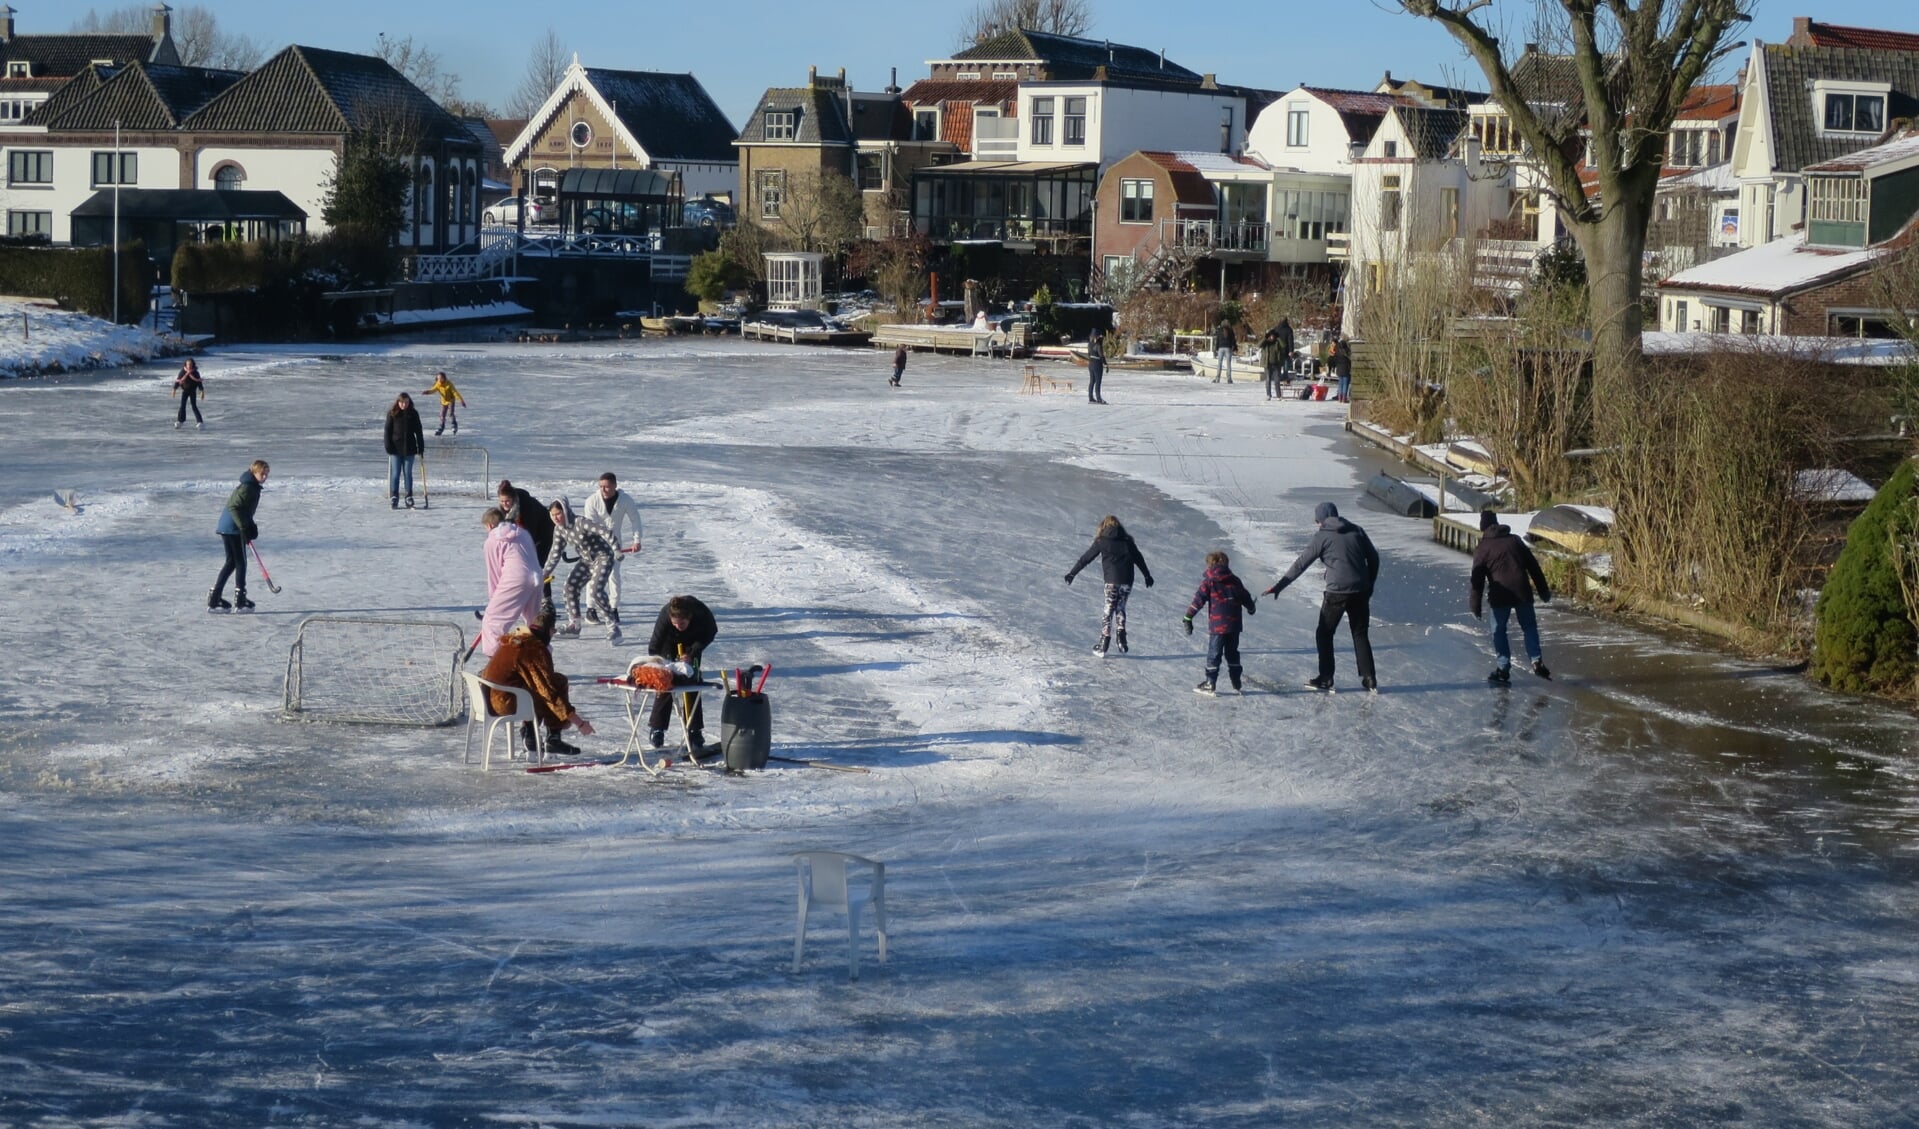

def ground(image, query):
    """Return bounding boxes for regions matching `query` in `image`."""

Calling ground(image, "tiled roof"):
[0,33,166,80]
[182,45,474,145]
[1798,22,1919,53]
[21,62,112,125]
[1394,105,1468,158]
[1676,83,1740,121]
[953,28,1202,84]
[581,68,737,162]
[899,78,1020,108]
[848,92,910,142]
[43,61,242,131]
[1136,151,1218,208]
[1758,44,1919,172]
[737,85,853,146]
[486,118,528,147]
[1308,87,1404,115]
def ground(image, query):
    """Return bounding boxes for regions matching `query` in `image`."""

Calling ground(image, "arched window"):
[417,160,435,227]
[464,163,477,223]
[212,163,245,191]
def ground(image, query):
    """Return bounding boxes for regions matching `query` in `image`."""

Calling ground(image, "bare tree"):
[769,169,864,256]
[72,5,262,69]
[508,29,570,119]
[374,33,460,106]
[1396,0,1751,388]
[960,0,1093,44]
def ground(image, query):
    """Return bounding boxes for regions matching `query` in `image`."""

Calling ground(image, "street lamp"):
[112,118,121,324]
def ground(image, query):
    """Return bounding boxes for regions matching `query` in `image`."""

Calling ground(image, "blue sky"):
[89,0,1919,125]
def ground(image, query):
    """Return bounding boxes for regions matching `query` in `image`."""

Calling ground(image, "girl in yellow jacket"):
[422,371,467,435]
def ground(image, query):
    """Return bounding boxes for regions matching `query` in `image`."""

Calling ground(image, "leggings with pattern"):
[1101,582,1133,639]
[563,555,616,625]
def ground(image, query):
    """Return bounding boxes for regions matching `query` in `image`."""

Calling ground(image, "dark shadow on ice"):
[778,728,1080,767]
[768,661,913,678]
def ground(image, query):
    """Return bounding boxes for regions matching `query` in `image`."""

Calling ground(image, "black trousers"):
[177,389,201,423]
[1087,361,1104,401]
[649,690,705,740]
[214,532,246,597]
[1315,591,1375,682]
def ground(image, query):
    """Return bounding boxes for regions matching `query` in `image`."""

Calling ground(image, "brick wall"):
[1777,269,1880,336]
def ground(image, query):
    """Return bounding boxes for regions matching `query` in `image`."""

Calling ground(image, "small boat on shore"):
[1528,504,1613,554]
[1067,344,1190,371]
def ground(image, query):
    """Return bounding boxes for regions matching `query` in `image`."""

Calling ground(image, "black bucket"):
[720,692,771,771]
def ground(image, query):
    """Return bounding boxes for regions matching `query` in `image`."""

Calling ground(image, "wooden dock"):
[740,322,872,346]
[871,322,1029,357]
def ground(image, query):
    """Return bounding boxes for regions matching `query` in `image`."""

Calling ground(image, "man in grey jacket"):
[1265,502,1381,691]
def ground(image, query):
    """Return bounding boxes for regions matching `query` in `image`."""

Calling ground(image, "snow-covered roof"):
[1658,233,1880,296]
[1793,469,1877,503]
[1643,331,1916,366]
[1659,161,1738,193]
[1803,129,1919,174]
[1165,150,1269,173]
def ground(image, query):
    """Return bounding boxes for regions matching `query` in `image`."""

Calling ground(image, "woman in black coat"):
[384,392,425,508]
[1064,515,1154,655]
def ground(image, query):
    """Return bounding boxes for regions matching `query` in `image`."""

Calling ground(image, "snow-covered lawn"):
[0,298,174,377]
[2,339,1916,1125]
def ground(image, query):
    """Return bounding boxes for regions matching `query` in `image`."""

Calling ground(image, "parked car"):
[481,196,550,226]
[682,196,736,229]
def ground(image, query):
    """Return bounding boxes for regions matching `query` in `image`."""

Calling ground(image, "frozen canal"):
[2,338,1916,1126]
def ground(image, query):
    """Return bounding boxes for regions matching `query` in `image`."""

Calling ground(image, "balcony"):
[1156,218,1270,259]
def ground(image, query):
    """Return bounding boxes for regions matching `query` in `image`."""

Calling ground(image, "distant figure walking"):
[1086,331,1107,404]
[1265,502,1381,692]
[890,343,907,387]
[172,358,204,429]
[1064,514,1153,655]
[1212,319,1238,384]
[423,371,466,435]
[1470,509,1553,684]
[1331,337,1353,403]
[383,392,425,509]
[1272,316,1296,377]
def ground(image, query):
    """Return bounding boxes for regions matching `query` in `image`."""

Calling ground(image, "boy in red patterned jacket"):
[1183,549,1257,695]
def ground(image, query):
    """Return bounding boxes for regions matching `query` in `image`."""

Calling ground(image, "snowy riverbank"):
[0,298,178,377]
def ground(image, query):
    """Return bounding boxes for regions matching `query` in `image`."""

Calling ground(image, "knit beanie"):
[1313,502,1339,523]
[1480,509,1499,531]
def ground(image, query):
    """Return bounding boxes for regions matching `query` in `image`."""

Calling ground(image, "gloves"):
[1182,616,1194,636]
[1063,574,1074,586]
[1144,576,1154,588]
[243,522,259,541]
[1264,580,1288,599]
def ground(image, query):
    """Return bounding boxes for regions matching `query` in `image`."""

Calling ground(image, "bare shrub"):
[1113,290,1216,353]
[1447,275,1593,507]
[1358,249,1481,442]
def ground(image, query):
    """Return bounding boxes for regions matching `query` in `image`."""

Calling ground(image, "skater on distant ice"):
[172,358,204,429]
[583,472,643,618]
[545,499,622,642]
[890,343,907,387]
[645,595,718,751]
[209,459,267,612]
[1265,502,1380,692]
[1085,331,1107,404]
[1470,509,1553,684]
[422,371,466,435]
[1064,514,1153,655]
[479,605,595,756]
[478,507,542,658]
[1212,317,1238,384]
[383,392,425,509]
[1182,549,1256,694]
[498,478,556,598]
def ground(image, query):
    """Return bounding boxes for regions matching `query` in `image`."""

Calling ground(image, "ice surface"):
[2,338,1917,1125]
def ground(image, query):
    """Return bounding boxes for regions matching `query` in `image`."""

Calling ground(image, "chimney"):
[0,7,13,44]
[1159,48,1165,70]
[808,65,817,86]
[1524,42,1537,56]
[887,65,899,94]
[151,2,171,44]
[838,67,846,84]
[1791,16,1811,46]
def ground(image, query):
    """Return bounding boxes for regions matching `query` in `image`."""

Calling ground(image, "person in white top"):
[583,471,643,616]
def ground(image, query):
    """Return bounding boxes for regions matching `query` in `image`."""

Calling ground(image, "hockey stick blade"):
[766,754,870,774]
[526,757,622,773]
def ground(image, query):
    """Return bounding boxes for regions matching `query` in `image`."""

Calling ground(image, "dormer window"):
[1807,174,1868,247]
[6,62,30,78]
[763,110,795,141]
[1824,92,1885,133]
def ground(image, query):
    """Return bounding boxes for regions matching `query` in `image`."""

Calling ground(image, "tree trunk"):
[1569,189,1654,394]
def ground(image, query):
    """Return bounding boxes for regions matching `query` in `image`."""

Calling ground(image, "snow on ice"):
[2,333,1918,1126]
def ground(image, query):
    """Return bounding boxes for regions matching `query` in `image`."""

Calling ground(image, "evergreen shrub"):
[1813,458,1918,694]
[0,242,147,320]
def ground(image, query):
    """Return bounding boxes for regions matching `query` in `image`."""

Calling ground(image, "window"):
[7,150,52,185]
[1030,96,1054,145]
[1441,187,1459,237]
[1708,305,1731,334]
[1674,300,1689,331]
[0,99,33,123]
[5,210,50,237]
[764,111,796,141]
[5,61,28,78]
[912,108,939,141]
[1286,108,1309,147]
[857,151,886,192]
[1119,178,1153,223]
[993,71,1018,80]
[212,163,244,191]
[91,151,137,186]
[1063,97,1086,146]
[957,71,980,80]
[1809,175,1868,224]
[1382,140,1398,158]
[570,121,593,149]
[1474,113,1518,155]
[1380,175,1402,232]
[1824,92,1885,133]
[758,169,785,218]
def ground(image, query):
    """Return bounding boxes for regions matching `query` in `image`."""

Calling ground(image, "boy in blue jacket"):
[1183,549,1256,694]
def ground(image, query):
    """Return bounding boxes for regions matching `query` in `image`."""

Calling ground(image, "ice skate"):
[1303,676,1334,692]
[608,624,623,645]
[1194,681,1217,696]
[1488,666,1511,685]
[558,619,582,637]
[1361,676,1378,693]
[233,595,255,612]
[1093,634,1109,657]
[1532,660,1552,680]
[207,588,231,613]
[1116,629,1128,654]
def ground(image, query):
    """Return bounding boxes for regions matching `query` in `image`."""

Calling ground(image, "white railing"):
[410,232,686,279]
[515,232,660,258]
[652,254,690,281]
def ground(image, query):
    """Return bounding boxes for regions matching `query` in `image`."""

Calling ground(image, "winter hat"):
[1313,502,1339,523]
[1479,509,1499,531]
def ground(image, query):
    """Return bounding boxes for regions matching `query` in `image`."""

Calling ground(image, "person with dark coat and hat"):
[1470,509,1553,683]
[1183,549,1257,694]
[1064,514,1153,655]
[1265,502,1381,691]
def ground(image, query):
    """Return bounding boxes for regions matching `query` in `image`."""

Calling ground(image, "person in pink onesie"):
[479,507,544,657]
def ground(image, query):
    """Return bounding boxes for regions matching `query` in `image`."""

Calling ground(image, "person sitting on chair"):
[480,605,595,755]
[645,594,718,752]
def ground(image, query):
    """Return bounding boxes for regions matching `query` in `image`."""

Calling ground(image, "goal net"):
[282,616,467,726]
[421,441,492,499]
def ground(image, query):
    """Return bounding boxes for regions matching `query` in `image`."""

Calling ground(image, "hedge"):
[0,242,148,322]
[1812,458,1918,695]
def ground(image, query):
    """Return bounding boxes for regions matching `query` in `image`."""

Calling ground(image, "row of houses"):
[1,5,1916,340]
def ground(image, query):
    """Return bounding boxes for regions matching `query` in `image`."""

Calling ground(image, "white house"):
[1012,79,1248,170]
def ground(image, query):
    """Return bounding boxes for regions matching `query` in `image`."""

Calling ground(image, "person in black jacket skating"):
[1470,509,1553,683]
[1265,502,1381,691]
[1065,515,1154,654]
[497,478,557,600]
[383,392,425,508]
[1086,331,1107,403]
[646,595,718,750]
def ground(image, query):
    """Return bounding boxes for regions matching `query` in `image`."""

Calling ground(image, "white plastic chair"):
[461,672,543,770]
[792,851,888,979]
